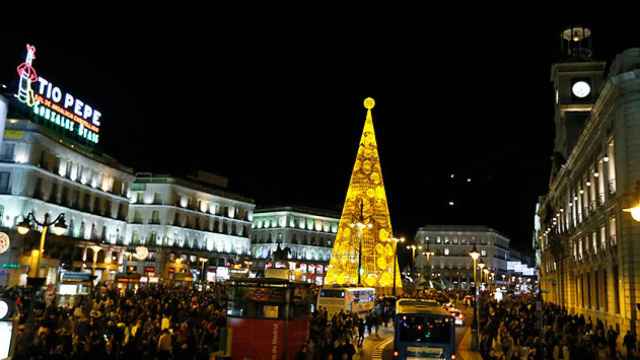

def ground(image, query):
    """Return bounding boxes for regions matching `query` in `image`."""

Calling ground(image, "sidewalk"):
[458,327,482,360]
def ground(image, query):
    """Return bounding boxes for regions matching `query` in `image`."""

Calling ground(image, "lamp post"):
[468,243,481,350]
[350,199,372,287]
[389,236,404,297]
[422,241,435,285]
[199,257,208,283]
[16,212,68,285]
[406,244,422,284]
[88,245,103,284]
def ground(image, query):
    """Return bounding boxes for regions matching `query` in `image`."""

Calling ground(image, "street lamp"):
[422,241,435,284]
[478,260,486,284]
[624,181,640,221]
[350,199,372,287]
[483,268,490,288]
[88,245,103,281]
[17,212,68,282]
[468,243,481,350]
[389,236,405,297]
[199,257,209,282]
[406,244,422,283]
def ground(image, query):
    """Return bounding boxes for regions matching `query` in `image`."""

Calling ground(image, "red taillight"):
[393,350,399,357]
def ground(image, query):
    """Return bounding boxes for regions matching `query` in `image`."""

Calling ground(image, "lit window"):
[444,248,449,256]
[609,217,616,246]
[481,249,486,257]
[436,236,441,244]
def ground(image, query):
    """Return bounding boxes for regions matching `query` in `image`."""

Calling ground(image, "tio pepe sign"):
[16,44,101,144]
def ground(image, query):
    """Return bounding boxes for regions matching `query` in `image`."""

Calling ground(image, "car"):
[451,310,465,326]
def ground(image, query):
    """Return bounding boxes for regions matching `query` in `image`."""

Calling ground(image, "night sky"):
[1,18,637,256]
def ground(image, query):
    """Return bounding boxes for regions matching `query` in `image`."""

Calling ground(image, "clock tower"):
[551,26,606,162]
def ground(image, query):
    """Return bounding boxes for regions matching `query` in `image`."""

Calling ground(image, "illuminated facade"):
[414,225,511,286]
[325,98,401,289]
[538,31,640,335]
[126,172,254,279]
[250,206,339,285]
[0,118,134,285]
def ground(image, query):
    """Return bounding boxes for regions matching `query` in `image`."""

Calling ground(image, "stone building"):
[538,27,640,335]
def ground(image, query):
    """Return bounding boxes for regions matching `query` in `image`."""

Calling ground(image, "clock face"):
[572,81,591,98]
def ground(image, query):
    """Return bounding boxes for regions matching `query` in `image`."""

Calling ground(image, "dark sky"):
[1,17,637,255]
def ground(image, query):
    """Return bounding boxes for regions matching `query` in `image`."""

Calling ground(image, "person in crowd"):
[4,283,229,360]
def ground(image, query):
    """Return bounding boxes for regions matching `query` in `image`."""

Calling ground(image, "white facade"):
[414,225,511,285]
[251,207,339,263]
[0,115,255,284]
[127,174,254,255]
[0,119,133,241]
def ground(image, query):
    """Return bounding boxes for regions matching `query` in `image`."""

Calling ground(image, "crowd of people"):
[5,283,228,360]
[304,299,394,360]
[477,293,637,360]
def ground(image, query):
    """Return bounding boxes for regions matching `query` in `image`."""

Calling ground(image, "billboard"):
[15,44,101,144]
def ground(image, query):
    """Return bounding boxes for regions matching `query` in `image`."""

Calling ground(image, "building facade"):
[538,28,640,335]
[126,172,254,280]
[414,225,511,287]
[0,112,255,286]
[0,117,134,285]
[250,206,339,285]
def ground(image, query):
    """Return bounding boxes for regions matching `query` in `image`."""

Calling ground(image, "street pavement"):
[355,305,482,360]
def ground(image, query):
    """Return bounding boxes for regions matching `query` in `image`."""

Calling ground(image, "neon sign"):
[16,44,101,144]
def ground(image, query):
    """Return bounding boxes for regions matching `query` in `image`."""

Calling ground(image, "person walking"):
[624,330,636,360]
[608,326,619,357]
[357,318,365,347]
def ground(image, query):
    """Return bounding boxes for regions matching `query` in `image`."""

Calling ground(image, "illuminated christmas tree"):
[325,97,401,290]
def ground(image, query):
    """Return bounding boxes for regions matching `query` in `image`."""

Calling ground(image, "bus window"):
[398,315,452,344]
[320,289,345,298]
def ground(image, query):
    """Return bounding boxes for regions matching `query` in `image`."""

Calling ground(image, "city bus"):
[226,278,314,360]
[394,299,456,359]
[317,287,376,318]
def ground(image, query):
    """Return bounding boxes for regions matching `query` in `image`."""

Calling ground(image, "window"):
[600,226,606,251]
[133,210,143,224]
[597,161,605,204]
[0,172,10,194]
[444,248,449,256]
[481,249,486,257]
[0,143,15,161]
[609,217,617,246]
[592,232,598,255]
[602,269,608,312]
[613,266,620,314]
[607,140,616,194]
[436,236,441,244]
[83,193,92,212]
[452,237,458,244]
[444,237,450,244]
[132,231,140,244]
[151,210,160,224]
